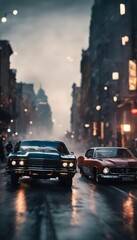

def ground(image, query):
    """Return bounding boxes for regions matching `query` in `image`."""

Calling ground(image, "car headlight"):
[103,167,109,174]
[69,162,74,167]
[11,160,16,166]
[62,162,68,167]
[19,160,24,166]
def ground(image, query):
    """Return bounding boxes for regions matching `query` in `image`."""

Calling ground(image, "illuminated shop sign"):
[128,60,137,90]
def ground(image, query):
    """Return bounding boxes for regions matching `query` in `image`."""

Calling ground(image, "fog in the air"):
[0,0,93,136]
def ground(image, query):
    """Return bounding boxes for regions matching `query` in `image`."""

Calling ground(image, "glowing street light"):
[84,123,90,128]
[96,105,101,111]
[1,17,7,23]
[13,10,18,16]
[123,124,131,133]
[113,96,118,102]
[104,86,108,91]
[1,9,18,23]
[7,128,11,133]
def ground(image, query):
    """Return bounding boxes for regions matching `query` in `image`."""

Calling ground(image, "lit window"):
[122,36,129,45]
[125,36,129,42]
[122,38,126,45]
[104,86,108,91]
[120,3,125,15]
[128,60,137,90]
[121,124,131,133]
[96,105,101,111]
[113,96,118,102]
[84,124,90,128]
[93,122,97,136]
[112,72,119,80]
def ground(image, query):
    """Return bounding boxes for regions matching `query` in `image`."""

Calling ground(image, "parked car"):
[6,139,77,187]
[77,147,137,183]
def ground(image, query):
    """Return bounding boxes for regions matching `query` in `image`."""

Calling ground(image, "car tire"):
[59,176,72,188]
[79,167,84,176]
[80,167,89,179]
[11,175,19,185]
[95,170,102,184]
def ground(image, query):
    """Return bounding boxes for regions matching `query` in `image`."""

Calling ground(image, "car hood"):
[104,158,137,167]
[9,151,75,160]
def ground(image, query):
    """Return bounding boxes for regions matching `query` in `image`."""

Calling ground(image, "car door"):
[82,149,94,177]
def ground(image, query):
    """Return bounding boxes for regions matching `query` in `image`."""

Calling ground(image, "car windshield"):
[16,140,69,154]
[20,145,58,153]
[95,148,133,159]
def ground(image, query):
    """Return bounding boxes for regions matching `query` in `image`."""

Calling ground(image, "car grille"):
[27,158,61,168]
[110,168,137,174]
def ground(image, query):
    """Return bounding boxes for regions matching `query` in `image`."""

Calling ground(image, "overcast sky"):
[0,0,94,137]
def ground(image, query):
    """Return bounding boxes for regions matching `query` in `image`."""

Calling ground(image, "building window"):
[120,3,126,15]
[93,122,97,136]
[112,72,119,80]
[121,36,129,45]
[128,60,137,90]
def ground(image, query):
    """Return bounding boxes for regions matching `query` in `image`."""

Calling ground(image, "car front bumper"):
[99,174,137,182]
[6,167,76,179]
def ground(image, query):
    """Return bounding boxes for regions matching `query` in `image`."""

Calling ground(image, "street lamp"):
[1,10,18,23]
[120,124,131,147]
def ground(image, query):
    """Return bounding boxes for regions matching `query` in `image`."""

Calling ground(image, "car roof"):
[88,147,128,150]
[20,139,64,143]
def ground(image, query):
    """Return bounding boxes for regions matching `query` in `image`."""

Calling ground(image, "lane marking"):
[111,185,137,201]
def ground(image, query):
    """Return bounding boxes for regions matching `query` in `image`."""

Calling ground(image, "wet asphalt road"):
[1,162,137,240]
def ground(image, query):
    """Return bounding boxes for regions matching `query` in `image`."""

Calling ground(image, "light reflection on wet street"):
[1,163,137,240]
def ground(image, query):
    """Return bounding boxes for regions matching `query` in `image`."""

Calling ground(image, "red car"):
[77,147,137,183]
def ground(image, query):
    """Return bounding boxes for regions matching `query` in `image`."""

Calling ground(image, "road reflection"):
[71,188,81,225]
[89,184,97,214]
[123,194,134,234]
[14,187,27,233]
[71,180,98,225]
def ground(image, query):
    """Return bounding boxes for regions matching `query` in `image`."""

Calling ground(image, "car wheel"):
[95,170,102,184]
[80,167,89,179]
[79,167,84,176]
[11,175,19,185]
[59,176,72,188]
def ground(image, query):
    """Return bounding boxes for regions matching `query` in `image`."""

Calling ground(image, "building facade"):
[0,40,16,139]
[70,83,81,141]
[34,87,53,137]
[71,0,137,151]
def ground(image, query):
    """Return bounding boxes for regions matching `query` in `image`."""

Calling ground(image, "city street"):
[1,1,137,239]
[1,161,137,240]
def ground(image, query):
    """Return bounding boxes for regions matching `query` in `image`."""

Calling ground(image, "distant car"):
[6,140,77,187]
[77,147,137,183]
